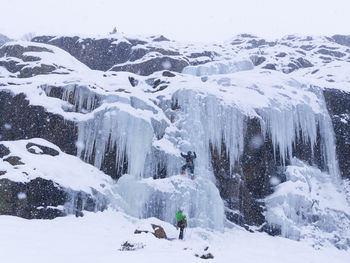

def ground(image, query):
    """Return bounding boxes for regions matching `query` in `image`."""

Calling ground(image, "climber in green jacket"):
[176,210,187,240]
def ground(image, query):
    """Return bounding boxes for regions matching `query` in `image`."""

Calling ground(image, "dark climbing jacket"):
[181,151,197,167]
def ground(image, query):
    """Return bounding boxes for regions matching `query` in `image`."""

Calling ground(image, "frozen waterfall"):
[77,105,154,177]
[70,71,341,234]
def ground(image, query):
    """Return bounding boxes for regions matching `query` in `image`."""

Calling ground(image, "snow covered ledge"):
[0,138,113,219]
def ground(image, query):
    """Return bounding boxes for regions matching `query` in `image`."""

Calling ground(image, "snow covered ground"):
[0,210,349,263]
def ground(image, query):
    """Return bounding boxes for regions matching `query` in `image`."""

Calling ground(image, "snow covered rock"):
[332,34,350,47]
[0,138,111,219]
[32,34,199,74]
[0,41,88,78]
[0,33,11,47]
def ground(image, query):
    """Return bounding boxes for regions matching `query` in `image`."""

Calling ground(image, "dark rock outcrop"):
[317,48,346,58]
[210,117,276,226]
[323,88,350,179]
[0,34,11,47]
[32,36,189,75]
[134,224,167,239]
[0,92,77,155]
[332,35,350,47]
[211,116,324,226]
[110,56,189,76]
[0,177,107,219]
[151,224,167,239]
[4,156,24,166]
[33,36,133,71]
[0,144,10,158]
[26,142,60,156]
[0,44,57,77]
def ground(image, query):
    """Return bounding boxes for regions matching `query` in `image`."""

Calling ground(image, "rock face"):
[0,171,107,219]
[0,44,55,77]
[0,144,10,158]
[32,35,193,75]
[332,34,350,47]
[0,33,11,47]
[0,92,77,155]
[323,88,350,180]
[0,139,109,218]
[110,56,189,76]
[0,178,66,219]
[211,116,325,226]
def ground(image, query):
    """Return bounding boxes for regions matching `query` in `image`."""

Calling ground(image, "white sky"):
[0,0,349,42]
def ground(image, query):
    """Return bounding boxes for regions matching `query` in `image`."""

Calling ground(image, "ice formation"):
[109,175,224,230]
[67,70,342,232]
[77,105,154,177]
[41,84,100,113]
[182,59,254,76]
[171,89,246,174]
[25,40,342,235]
[265,159,350,249]
[259,102,339,178]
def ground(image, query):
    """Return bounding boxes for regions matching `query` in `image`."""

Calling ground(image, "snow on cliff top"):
[0,138,113,193]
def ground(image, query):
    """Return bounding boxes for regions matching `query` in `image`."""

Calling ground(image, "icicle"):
[258,85,339,179]
[77,106,154,177]
[172,89,246,173]
[41,84,99,113]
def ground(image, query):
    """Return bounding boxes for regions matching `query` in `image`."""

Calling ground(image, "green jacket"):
[176,210,187,224]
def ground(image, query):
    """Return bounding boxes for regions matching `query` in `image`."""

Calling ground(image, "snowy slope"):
[0,210,349,263]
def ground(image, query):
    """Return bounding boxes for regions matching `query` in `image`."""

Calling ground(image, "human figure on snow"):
[176,210,187,240]
[181,151,197,180]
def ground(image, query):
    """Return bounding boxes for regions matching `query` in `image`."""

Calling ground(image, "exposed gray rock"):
[323,88,350,180]
[250,55,266,66]
[110,56,189,76]
[211,116,324,226]
[0,92,77,155]
[0,44,58,77]
[26,142,60,156]
[152,35,169,42]
[332,35,350,47]
[32,35,210,75]
[3,156,24,166]
[317,48,346,58]
[0,177,107,219]
[162,71,176,77]
[262,63,276,70]
[0,144,10,158]
[0,33,11,47]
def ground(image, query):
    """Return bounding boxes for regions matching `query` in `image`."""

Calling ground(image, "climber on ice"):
[181,151,197,180]
[176,210,187,240]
